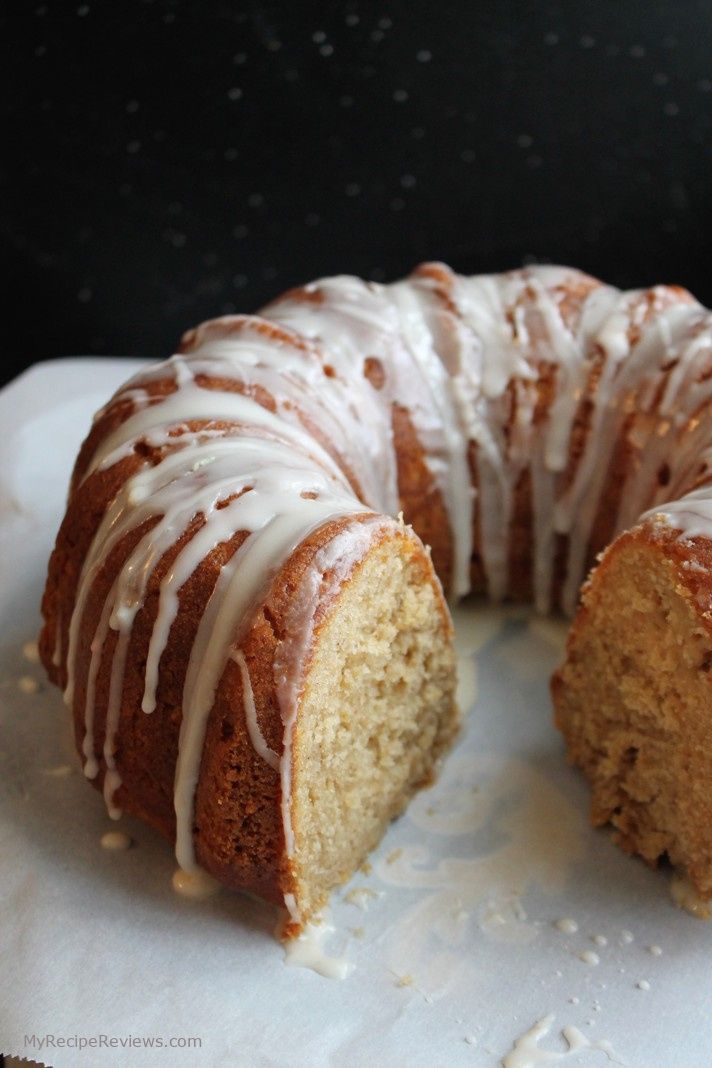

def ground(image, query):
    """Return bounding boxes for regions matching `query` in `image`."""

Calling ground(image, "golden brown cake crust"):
[40,262,712,924]
[39,368,454,912]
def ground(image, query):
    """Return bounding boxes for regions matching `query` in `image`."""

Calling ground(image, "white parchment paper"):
[1,359,711,1067]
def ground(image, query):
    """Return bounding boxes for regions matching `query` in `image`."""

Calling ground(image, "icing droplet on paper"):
[502,1014,621,1067]
[283,911,353,980]
[172,868,221,900]
[101,830,132,851]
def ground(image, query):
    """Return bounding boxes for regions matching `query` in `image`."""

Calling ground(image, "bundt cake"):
[39,262,712,930]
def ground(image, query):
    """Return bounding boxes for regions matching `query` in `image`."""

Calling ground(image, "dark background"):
[4,0,712,386]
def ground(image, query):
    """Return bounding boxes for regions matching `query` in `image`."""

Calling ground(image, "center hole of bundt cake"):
[290,535,458,917]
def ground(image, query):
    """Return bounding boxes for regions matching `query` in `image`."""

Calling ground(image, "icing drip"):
[231,649,279,771]
[172,868,221,900]
[641,484,712,542]
[59,262,712,922]
[502,1014,621,1067]
[65,362,377,894]
[282,909,353,979]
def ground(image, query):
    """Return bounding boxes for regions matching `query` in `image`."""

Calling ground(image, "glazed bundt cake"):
[39,262,712,929]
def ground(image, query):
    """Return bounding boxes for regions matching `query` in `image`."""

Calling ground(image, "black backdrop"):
[4,0,712,385]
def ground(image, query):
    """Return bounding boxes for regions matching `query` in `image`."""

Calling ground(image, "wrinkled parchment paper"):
[1,360,711,1067]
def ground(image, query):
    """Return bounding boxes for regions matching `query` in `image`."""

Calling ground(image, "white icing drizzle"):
[282,909,353,979]
[58,263,712,926]
[502,1014,622,1068]
[172,867,221,900]
[231,649,279,770]
[642,484,712,543]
